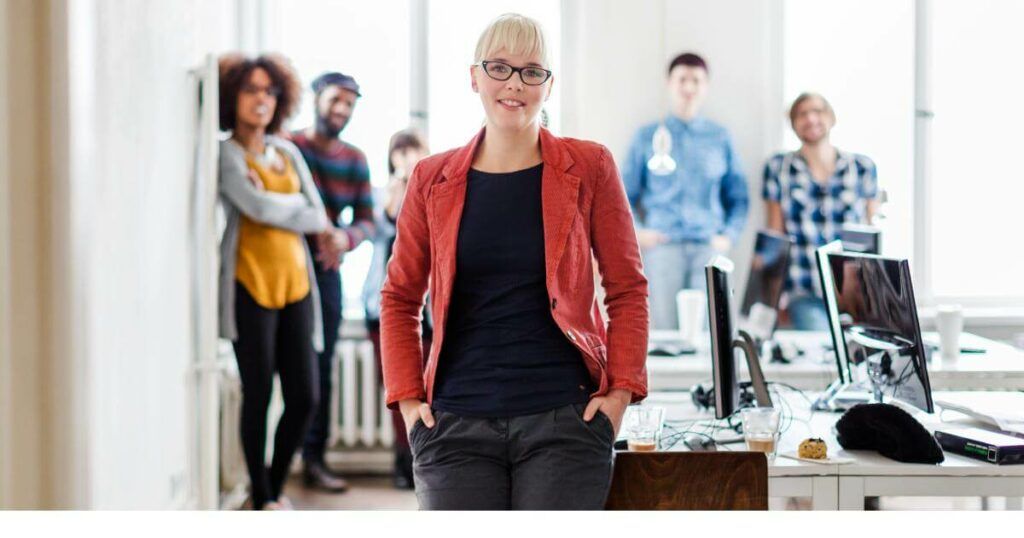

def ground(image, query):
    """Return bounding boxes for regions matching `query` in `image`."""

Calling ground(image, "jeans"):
[302,268,342,464]
[643,241,715,330]
[410,403,615,510]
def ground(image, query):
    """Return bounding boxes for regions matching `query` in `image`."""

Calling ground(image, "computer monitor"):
[824,252,934,413]
[840,223,882,254]
[739,230,793,342]
[816,241,850,384]
[706,256,772,419]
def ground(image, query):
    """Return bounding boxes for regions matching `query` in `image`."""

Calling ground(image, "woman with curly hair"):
[217,53,329,510]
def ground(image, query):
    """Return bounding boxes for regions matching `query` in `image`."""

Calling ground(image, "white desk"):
[649,391,842,510]
[647,330,1024,392]
[646,390,1024,510]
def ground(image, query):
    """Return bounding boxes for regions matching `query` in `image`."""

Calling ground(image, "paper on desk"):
[779,451,854,465]
[935,392,1024,435]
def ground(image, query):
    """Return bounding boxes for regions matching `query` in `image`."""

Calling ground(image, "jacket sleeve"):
[218,141,328,234]
[379,163,432,409]
[591,146,650,403]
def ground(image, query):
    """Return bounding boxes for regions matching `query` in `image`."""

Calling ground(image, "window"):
[783,0,916,267]
[925,0,1024,305]
[262,0,411,317]
[427,0,561,151]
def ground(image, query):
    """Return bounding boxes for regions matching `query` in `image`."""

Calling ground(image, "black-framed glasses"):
[240,83,282,98]
[479,60,552,86]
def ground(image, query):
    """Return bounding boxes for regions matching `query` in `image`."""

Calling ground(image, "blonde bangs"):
[473,13,549,67]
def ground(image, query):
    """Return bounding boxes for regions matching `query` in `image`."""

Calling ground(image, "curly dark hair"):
[218,53,302,134]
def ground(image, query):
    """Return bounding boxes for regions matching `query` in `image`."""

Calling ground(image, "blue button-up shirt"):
[622,115,749,243]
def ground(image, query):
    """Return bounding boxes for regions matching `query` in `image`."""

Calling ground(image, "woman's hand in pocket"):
[583,388,631,436]
[398,399,435,435]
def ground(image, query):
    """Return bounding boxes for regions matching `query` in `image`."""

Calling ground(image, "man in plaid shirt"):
[763,93,879,330]
[291,72,375,492]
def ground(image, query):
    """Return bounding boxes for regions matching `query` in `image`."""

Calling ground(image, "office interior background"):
[1,0,1022,510]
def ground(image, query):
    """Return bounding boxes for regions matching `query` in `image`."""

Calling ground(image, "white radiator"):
[330,339,394,449]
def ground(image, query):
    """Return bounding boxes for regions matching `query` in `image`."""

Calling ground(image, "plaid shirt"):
[762,150,878,297]
[290,131,375,254]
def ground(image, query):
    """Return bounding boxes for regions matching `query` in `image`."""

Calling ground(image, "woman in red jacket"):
[380,13,649,510]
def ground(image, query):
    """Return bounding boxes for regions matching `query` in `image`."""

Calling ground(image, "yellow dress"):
[235,149,310,309]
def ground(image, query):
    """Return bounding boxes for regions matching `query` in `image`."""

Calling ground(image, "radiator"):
[330,339,394,449]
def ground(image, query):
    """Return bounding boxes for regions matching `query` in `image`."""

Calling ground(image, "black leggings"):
[233,282,319,509]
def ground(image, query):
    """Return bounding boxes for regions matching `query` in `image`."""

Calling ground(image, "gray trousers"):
[409,403,615,510]
[643,241,714,330]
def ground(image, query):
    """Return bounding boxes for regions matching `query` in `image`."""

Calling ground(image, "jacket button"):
[566,330,576,342]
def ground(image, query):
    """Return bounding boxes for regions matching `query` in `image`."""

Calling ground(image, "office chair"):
[605,452,768,510]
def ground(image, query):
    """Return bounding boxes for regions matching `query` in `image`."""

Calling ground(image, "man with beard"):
[291,72,374,492]
[763,92,879,330]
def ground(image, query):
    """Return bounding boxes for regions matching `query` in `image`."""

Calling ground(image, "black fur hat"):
[836,403,945,464]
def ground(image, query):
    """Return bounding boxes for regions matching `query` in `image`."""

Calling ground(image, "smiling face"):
[471,49,552,133]
[316,84,358,137]
[791,95,835,145]
[235,67,278,131]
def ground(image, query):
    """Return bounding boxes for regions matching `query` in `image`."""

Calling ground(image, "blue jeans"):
[643,241,715,330]
[787,294,830,331]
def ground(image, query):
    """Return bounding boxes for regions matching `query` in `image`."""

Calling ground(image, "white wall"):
[64,0,233,509]
[561,0,785,294]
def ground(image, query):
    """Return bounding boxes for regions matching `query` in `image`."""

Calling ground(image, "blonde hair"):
[789,92,835,125]
[473,13,550,67]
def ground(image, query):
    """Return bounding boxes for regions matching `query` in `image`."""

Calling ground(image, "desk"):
[647,330,1024,392]
[644,391,1024,510]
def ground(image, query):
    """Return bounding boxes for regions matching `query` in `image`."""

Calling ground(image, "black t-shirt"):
[432,163,593,417]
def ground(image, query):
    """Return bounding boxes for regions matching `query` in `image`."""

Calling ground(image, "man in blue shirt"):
[622,53,749,330]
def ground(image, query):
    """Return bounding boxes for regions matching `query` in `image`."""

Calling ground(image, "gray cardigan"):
[218,136,330,351]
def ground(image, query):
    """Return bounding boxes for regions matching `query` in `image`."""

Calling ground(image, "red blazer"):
[380,127,649,409]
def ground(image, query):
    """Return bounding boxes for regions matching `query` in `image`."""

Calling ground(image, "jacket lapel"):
[539,128,580,280]
[428,127,580,286]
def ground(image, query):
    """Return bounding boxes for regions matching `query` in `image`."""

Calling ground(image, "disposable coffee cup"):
[676,290,706,345]
[935,304,964,362]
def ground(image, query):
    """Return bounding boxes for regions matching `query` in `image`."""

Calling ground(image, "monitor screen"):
[825,252,934,413]
[740,231,793,340]
[816,241,849,384]
[706,256,738,419]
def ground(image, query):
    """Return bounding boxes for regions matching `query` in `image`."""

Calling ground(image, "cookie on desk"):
[798,438,828,460]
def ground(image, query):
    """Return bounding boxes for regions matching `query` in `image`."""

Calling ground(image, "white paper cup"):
[676,289,706,344]
[935,304,964,362]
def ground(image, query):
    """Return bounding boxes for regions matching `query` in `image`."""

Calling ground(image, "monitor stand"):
[734,330,773,408]
[812,378,874,412]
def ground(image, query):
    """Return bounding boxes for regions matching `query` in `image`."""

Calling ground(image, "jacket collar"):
[440,126,574,182]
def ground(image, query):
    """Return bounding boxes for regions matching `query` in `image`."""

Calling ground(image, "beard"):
[315,114,347,139]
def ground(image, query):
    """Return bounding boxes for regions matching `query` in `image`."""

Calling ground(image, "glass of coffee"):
[626,406,664,452]
[740,407,781,462]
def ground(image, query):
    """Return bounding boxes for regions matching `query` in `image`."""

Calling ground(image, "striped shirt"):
[290,131,375,253]
[762,150,878,297]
